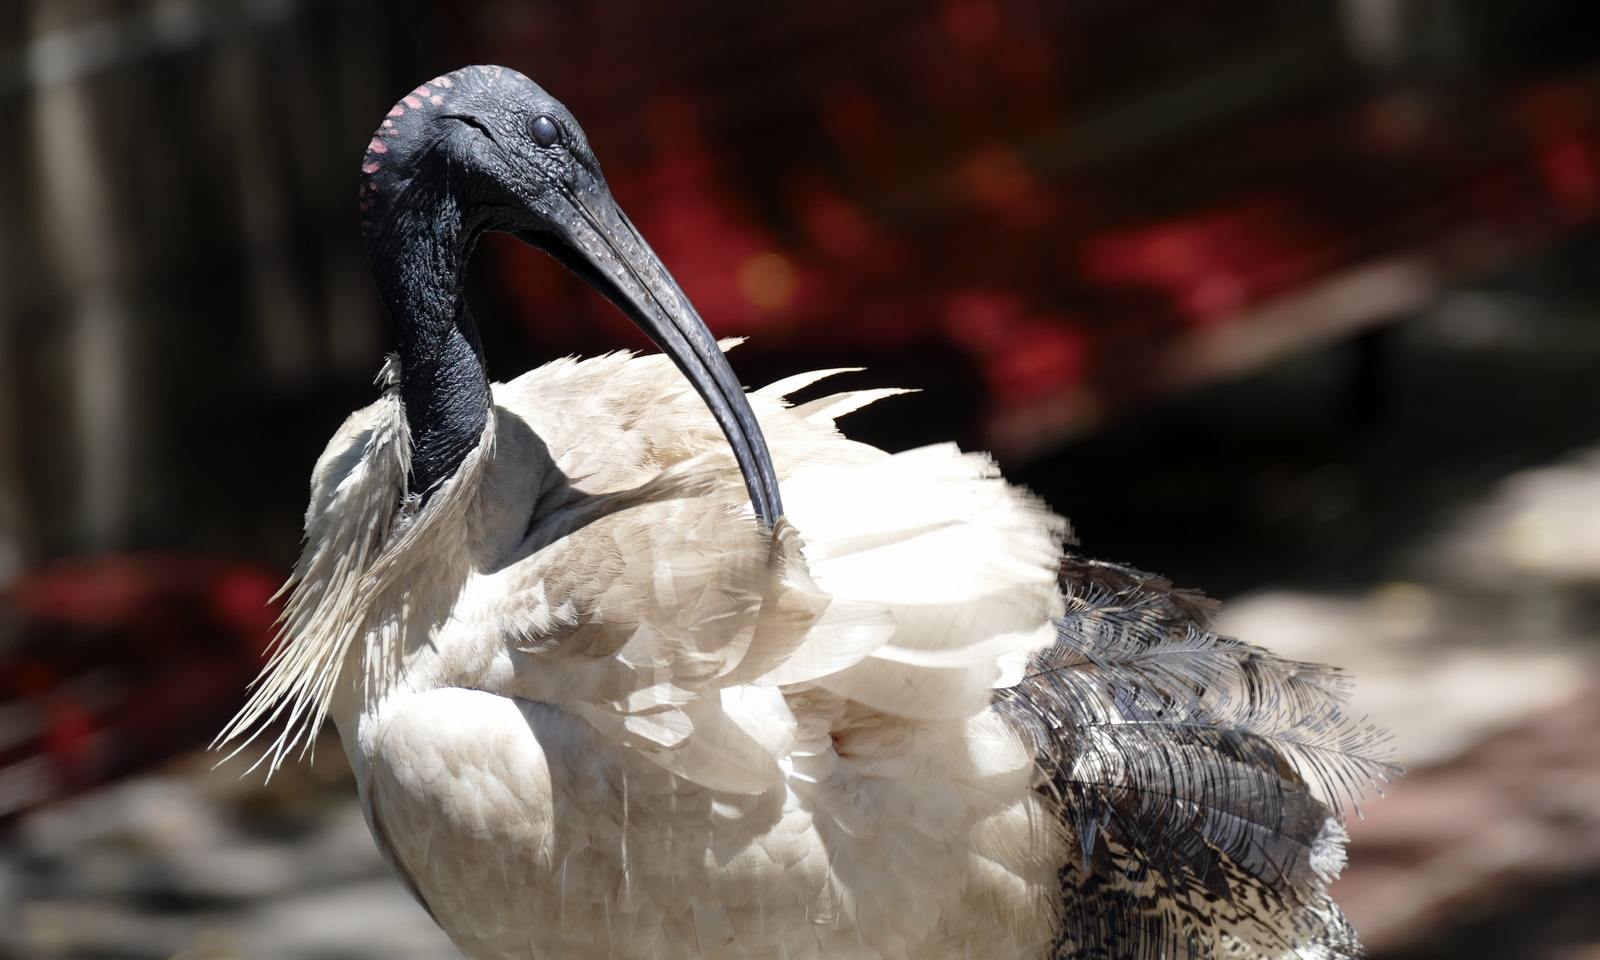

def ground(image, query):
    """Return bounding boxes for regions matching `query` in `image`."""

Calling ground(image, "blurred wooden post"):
[0,248,21,583]
[29,0,136,552]
[325,0,387,379]
[212,32,321,389]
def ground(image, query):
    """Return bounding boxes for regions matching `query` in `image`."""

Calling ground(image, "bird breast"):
[359,686,1062,960]
[309,349,1071,960]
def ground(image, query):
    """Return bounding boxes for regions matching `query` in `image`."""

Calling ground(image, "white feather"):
[230,352,1073,960]
[753,367,863,400]
[791,388,915,423]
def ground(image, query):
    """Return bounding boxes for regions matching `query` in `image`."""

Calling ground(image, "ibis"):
[222,65,1397,960]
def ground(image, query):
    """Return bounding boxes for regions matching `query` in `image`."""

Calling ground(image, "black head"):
[359,67,595,247]
[358,66,782,524]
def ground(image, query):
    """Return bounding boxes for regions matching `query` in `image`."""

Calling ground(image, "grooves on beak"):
[518,186,784,526]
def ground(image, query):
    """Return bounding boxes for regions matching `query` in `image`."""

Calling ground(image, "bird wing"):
[441,369,1070,956]
[997,557,1401,960]
[475,438,1068,796]
[469,354,1067,798]
[323,351,1391,959]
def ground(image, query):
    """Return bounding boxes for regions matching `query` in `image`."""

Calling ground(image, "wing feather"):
[997,556,1401,960]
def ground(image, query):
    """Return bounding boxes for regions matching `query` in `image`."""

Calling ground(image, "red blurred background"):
[4,1,1600,957]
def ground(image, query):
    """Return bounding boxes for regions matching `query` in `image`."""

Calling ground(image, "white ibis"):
[221,65,1397,960]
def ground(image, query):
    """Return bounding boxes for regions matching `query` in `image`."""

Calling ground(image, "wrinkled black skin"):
[360,67,598,496]
[359,66,783,519]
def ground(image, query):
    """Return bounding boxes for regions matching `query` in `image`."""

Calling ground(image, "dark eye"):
[531,115,559,147]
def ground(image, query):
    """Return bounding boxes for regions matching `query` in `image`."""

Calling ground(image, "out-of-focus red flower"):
[957,145,1057,228]
[0,554,284,818]
[1536,135,1600,222]
[788,174,910,274]
[943,291,1088,407]
[1079,198,1335,327]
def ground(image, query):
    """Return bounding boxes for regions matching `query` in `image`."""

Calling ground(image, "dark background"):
[3,0,1600,957]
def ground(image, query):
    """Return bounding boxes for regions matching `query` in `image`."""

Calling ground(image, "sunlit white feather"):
[229,347,1074,960]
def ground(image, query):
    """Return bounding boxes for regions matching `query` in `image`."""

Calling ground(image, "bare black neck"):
[365,180,491,497]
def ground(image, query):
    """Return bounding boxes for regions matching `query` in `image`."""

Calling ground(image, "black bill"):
[517,182,784,526]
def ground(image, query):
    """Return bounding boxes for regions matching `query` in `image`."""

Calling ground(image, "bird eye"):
[531,115,559,147]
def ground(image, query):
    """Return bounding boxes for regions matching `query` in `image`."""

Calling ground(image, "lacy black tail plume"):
[996,556,1402,960]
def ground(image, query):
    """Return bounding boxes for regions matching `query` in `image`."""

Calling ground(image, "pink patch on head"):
[362,161,380,174]
[388,105,405,117]
[403,96,421,109]
[430,95,443,105]
[434,76,453,88]
[381,119,395,128]
[414,86,431,97]
[368,139,387,154]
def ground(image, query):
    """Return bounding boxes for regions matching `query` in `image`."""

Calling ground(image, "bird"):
[220,65,1399,960]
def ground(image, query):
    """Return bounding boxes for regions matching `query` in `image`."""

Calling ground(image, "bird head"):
[358,67,598,245]
[358,65,782,524]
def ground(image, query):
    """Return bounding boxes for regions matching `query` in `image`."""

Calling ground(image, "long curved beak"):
[516,181,784,526]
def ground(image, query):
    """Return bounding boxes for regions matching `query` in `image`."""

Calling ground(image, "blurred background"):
[3,0,1600,957]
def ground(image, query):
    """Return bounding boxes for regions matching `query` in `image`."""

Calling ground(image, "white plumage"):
[235,350,1065,960]
[222,64,1394,960]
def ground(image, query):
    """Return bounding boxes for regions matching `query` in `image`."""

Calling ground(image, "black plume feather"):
[996,556,1401,960]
